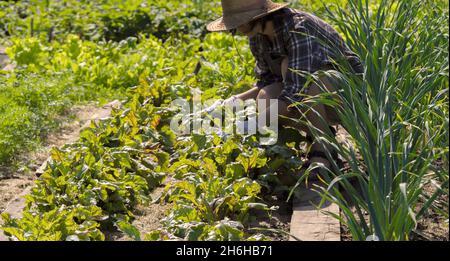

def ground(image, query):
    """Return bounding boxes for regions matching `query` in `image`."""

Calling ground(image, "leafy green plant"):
[0,0,221,41]
[1,81,170,239]
[1,32,272,240]
[292,0,448,240]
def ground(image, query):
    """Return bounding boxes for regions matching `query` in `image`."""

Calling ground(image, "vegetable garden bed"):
[0,0,448,241]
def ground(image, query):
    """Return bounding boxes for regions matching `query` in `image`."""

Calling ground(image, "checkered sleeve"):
[250,37,279,88]
[279,20,322,103]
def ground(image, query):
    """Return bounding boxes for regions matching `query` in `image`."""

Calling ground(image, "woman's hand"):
[203,96,238,114]
[203,99,225,114]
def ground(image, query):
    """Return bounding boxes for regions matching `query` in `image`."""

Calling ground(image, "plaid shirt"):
[249,8,363,103]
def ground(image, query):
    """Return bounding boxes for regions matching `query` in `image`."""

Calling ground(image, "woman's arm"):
[234,86,260,101]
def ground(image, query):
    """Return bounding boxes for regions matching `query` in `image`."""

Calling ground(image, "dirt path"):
[0,46,14,71]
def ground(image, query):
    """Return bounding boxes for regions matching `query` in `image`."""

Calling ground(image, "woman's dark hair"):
[229,8,286,35]
[249,8,285,32]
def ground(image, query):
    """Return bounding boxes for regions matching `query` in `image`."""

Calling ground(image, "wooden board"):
[289,184,341,241]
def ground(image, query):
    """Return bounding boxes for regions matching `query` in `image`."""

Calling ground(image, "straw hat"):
[207,0,289,32]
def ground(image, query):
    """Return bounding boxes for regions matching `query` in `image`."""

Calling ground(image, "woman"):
[207,0,363,178]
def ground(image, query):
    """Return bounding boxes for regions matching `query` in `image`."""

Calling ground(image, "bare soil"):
[0,179,33,215]
[0,47,14,71]
[248,194,292,241]
[412,183,449,241]
[105,187,173,241]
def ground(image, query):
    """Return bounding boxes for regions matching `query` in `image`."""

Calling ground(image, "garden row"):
[1,34,307,240]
